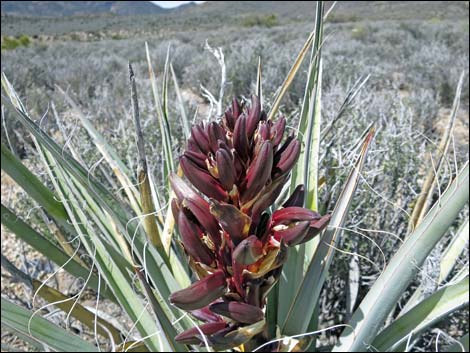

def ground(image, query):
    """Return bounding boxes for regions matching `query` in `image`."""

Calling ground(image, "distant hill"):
[0,1,467,37]
[178,1,468,22]
[0,1,167,17]
[1,1,467,21]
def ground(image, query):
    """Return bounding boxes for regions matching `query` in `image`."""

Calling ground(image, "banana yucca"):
[169,95,330,349]
[1,1,468,351]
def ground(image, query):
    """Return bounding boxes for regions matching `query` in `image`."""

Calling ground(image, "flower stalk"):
[169,95,330,349]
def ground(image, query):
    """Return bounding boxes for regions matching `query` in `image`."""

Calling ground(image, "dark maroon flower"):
[169,95,330,349]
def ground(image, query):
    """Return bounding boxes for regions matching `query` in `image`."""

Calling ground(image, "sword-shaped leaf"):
[334,163,469,351]
[282,127,375,335]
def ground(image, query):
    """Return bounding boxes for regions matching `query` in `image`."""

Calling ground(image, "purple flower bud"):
[169,270,227,310]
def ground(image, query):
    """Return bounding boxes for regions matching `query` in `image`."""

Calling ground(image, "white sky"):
[152,1,206,9]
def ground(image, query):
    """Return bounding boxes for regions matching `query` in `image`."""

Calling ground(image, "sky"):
[152,1,206,9]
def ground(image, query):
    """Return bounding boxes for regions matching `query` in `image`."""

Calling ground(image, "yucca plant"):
[1,2,468,352]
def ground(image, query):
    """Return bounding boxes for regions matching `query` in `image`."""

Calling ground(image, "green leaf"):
[266,281,279,340]
[55,170,172,351]
[256,56,263,107]
[400,218,469,315]
[1,297,98,352]
[45,148,184,350]
[444,333,469,352]
[334,163,469,351]
[1,204,114,301]
[135,268,187,352]
[2,141,88,264]
[162,44,171,124]
[282,128,375,335]
[303,61,322,212]
[294,1,324,212]
[1,143,68,225]
[1,254,123,343]
[372,277,469,351]
[145,42,174,184]
[129,63,165,252]
[278,1,325,327]
[439,219,469,283]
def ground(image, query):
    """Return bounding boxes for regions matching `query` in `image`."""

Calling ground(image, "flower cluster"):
[169,95,330,349]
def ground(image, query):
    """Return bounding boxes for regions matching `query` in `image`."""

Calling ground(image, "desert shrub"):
[350,25,368,41]
[242,14,279,28]
[18,34,31,46]
[1,34,30,50]
[327,13,359,23]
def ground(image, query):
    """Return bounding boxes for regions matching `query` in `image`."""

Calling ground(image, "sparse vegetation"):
[1,34,31,50]
[242,14,279,28]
